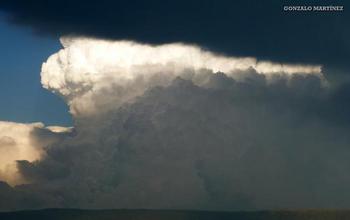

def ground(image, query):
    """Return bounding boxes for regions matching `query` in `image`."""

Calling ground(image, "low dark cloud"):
[0,0,349,72]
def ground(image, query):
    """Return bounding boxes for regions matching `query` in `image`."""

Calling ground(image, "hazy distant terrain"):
[1,209,350,220]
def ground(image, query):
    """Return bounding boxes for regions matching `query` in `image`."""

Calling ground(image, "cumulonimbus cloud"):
[4,37,350,211]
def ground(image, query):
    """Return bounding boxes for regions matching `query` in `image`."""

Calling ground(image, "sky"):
[0,0,350,212]
[0,13,71,126]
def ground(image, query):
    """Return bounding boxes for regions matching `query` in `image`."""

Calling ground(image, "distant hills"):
[0,209,350,220]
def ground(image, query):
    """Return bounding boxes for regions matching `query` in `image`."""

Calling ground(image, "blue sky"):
[0,14,71,126]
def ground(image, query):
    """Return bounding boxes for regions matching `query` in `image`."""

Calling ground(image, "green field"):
[1,209,349,220]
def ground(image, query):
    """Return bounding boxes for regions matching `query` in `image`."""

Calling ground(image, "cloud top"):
[41,37,322,116]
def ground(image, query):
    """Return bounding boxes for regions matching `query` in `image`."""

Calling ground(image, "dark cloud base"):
[0,0,349,71]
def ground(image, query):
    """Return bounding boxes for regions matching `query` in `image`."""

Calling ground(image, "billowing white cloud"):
[0,122,45,185]
[0,121,70,186]
[41,37,323,116]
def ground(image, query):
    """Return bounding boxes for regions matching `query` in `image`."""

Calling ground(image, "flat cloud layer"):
[2,38,350,211]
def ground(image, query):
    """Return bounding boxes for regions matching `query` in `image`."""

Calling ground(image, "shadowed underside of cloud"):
[0,0,349,71]
[1,38,350,211]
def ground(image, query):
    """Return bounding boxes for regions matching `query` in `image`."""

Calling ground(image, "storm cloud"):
[1,38,350,211]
